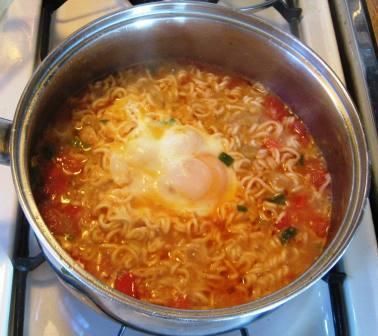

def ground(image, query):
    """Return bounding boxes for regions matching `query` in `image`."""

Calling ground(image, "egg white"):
[110,112,238,216]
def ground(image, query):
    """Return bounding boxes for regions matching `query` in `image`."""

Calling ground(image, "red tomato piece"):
[226,77,248,89]
[179,74,192,85]
[62,204,83,221]
[39,202,63,234]
[288,192,309,209]
[263,95,289,121]
[263,137,281,150]
[282,189,330,238]
[115,272,139,298]
[56,151,84,175]
[43,163,69,198]
[170,295,191,309]
[310,170,328,190]
[305,159,328,190]
[304,158,324,172]
[310,217,330,238]
[275,213,290,230]
[39,202,81,236]
[284,202,330,238]
[291,120,310,146]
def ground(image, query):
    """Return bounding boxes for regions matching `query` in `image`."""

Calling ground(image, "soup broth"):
[31,62,332,309]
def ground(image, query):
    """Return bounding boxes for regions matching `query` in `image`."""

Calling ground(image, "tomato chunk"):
[310,217,329,238]
[115,272,139,298]
[169,295,191,309]
[39,202,82,236]
[264,95,289,121]
[179,74,192,85]
[304,159,328,190]
[226,77,249,89]
[263,137,281,150]
[56,150,85,175]
[288,192,309,209]
[275,213,290,230]
[290,120,310,146]
[310,170,328,190]
[62,204,83,220]
[43,163,69,198]
[277,191,330,238]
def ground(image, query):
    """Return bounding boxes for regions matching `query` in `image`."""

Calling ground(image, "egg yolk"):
[162,154,229,203]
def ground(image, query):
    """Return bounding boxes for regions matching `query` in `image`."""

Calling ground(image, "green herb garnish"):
[237,205,248,212]
[64,233,74,241]
[267,193,286,205]
[41,144,56,160]
[160,117,176,126]
[99,119,109,124]
[280,227,298,244]
[218,152,234,167]
[298,154,305,166]
[71,136,90,150]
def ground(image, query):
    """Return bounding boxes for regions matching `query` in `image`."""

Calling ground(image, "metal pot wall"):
[0,2,369,335]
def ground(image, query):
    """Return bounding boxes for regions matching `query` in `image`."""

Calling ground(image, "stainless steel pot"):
[0,2,369,335]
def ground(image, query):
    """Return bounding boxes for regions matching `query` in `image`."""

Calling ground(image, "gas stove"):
[0,1,377,335]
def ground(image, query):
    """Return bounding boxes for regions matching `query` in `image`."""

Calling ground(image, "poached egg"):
[109,100,237,216]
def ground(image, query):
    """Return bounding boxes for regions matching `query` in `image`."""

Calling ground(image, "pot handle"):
[0,117,12,166]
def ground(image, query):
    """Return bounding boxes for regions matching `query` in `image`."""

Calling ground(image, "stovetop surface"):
[0,1,377,335]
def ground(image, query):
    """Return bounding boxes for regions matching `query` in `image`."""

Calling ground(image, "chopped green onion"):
[72,136,90,150]
[267,193,286,205]
[160,117,176,126]
[99,119,109,124]
[64,233,74,241]
[315,242,323,251]
[237,205,248,212]
[280,227,298,244]
[218,152,234,167]
[297,154,305,166]
[42,144,56,160]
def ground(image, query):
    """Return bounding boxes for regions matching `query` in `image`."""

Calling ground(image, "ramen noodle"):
[31,62,332,309]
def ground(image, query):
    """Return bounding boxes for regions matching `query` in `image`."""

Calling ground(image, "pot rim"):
[10,1,369,321]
